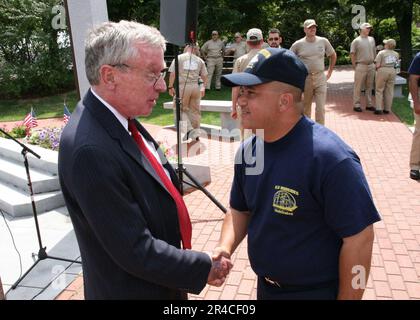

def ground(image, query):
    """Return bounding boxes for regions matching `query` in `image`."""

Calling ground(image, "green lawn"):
[392,84,414,126]
[0,91,80,122]
[392,97,414,126]
[0,88,232,126]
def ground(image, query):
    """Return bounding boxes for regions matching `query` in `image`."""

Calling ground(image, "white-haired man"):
[58,21,231,299]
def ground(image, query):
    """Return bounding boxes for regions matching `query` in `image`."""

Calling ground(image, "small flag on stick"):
[23,107,38,129]
[63,104,71,124]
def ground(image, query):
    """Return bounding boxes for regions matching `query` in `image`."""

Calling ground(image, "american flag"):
[63,104,71,124]
[23,107,38,129]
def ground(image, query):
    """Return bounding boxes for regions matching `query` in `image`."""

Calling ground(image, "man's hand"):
[326,70,333,81]
[201,88,206,98]
[168,87,175,97]
[207,254,233,287]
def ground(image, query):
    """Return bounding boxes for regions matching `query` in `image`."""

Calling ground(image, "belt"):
[263,276,338,290]
[356,62,374,65]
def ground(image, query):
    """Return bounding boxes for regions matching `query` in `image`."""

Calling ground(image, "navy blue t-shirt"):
[408,52,420,75]
[230,117,381,286]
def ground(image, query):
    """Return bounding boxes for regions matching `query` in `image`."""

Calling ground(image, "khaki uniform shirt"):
[168,52,208,84]
[233,48,261,73]
[375,49,399,68]
[228,41,248,60]
[350,36,376,64]
[201,39,225,59]
[290,36,335,73]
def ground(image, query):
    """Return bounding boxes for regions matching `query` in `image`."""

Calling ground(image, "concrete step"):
[0,156,60,194]
[0,180,64,218]
[0,137,58,175]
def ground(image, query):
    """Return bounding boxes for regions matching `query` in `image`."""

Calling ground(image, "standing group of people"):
[166,27,285,142]
[186,21,401,130]
[351,22,400,115]
[58,20,383,301]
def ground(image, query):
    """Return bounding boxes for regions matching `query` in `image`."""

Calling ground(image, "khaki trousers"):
[206,57,223,90]
[354,63,375,108]
[375,67,396,111]
[410,96,420,170]
[173,83,201,139]
[303,72,327,125]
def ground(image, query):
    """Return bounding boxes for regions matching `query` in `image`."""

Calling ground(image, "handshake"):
[207,247,233,287]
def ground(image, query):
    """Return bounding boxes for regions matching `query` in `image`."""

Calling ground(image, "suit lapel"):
[137,122,181,189]
[83,90,171,196]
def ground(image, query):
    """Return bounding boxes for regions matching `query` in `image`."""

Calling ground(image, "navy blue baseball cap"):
[221,48,308,91]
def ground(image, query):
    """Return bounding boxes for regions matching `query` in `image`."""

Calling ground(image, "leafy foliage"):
[0,0,74,99]
[1,124,28,138]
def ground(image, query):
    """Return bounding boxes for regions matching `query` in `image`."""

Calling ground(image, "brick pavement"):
[29,66,419,300]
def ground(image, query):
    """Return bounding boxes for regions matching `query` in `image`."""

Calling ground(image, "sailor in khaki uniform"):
[168,45,208,141]
[225,32,247,63]
[374,39,399,115]
[350,22,376,112]
[201,31,225,90]
[231,28,264,139]
[290,19,336,125]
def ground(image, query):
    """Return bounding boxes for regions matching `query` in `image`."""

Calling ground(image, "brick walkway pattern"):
[48,66,419,300]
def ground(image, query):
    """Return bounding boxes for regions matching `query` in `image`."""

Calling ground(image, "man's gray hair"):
[85,20,166,85]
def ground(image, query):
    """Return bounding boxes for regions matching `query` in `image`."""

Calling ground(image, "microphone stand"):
[0,128,81,290]
[172,45,226,213]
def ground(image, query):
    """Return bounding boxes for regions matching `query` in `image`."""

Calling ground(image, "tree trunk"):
[396,0,414,73]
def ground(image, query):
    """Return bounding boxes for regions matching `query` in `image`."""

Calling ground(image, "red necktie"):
[128,120,192,249]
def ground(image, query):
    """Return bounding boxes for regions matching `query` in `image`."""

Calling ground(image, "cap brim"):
[306,23,317,28]
[221,72,270,87]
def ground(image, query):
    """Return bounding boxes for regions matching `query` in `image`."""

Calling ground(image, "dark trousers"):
[257,276,339,300]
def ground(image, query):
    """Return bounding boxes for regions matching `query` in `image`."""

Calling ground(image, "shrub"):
[9,125,27,139]
[335,45,351,65]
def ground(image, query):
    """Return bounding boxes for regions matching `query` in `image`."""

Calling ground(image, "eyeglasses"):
[111,64,168,87]
[268,37,280,41]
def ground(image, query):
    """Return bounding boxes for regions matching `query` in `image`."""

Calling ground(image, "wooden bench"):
[394,75,407,98]
[163,100,240,139]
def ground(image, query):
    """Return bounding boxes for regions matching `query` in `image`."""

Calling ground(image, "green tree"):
[0,0,73,98]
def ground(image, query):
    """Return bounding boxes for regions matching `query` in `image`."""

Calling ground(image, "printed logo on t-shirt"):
[272,185,299,216]
[384,55,397,65]
[183,60,198,71]
[317,45,324,54]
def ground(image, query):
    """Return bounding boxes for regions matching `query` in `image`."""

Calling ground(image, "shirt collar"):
[91,88,128,132]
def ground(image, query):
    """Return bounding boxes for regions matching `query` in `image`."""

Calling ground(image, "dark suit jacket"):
[58,90,211,299]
